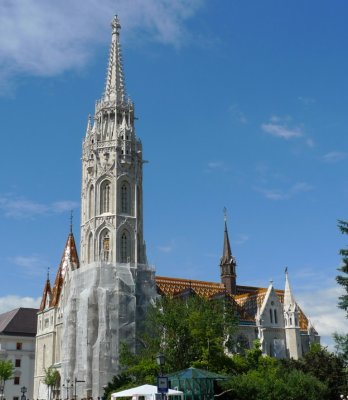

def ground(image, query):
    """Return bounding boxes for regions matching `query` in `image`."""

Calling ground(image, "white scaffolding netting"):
[60,262,156,399]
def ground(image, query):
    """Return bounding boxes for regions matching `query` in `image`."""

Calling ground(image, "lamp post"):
[73,377,85,400]
[340,395,348,399]
[0,383,4,400]
[62,379,73,400]
[156,353,168,400]
[21,386,27,400]
[156,353,165,376]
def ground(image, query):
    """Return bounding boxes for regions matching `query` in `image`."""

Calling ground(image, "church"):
[33,16,319,400]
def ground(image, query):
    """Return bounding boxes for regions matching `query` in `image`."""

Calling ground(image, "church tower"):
[220,213,237,294]
[34,17,155,400]
[80,15,146,266]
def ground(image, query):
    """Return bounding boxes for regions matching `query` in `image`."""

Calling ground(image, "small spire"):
[220,209,233,265]
[47,267,50,281]
[103,15,126,103]
[284,267,296,308]
[70,210,73,234]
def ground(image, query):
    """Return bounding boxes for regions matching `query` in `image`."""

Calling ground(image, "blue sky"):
[0,0,347,348]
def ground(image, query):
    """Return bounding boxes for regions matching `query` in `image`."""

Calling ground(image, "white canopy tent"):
[111,384,184,400]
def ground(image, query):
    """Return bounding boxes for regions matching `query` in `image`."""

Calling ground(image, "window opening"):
[269,309,273,323]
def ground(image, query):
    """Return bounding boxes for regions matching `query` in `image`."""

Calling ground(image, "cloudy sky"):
[0,0,348,349]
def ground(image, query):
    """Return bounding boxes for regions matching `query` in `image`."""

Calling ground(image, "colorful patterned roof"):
[47,232,80,309]
[155,276,311,332]
[39,278,52,311]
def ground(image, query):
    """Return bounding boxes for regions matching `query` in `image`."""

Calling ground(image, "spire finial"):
[223,207,227,223]
[47,266,50,281]
[285,266,288,275]
[70,210,73,234]
[111,15,121,35]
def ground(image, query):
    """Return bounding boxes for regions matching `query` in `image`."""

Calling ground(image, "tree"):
[101,374,132,400]
[336,220,348,314]
[44,366,60,400]
[281,343,347,400]
[119,295,238,385]
[220,365,327,400]
[0,359,14,389]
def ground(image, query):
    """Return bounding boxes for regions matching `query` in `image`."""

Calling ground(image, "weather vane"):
[70,210,73,233]
[223,207,227,222]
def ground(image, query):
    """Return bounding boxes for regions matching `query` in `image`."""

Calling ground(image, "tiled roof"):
[0,308,38,336]
[155,276,311,331]
[39,279,52,312]
[43,232,80,310]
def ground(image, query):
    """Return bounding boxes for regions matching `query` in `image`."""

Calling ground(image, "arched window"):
[87,233,93,263]
[100,180,111,213]
[269,309,273,323]
[88,185,94,219]
[274,309,278,324]
[120,231,130,263]
[121,181,130,214]
[100,230,110,262]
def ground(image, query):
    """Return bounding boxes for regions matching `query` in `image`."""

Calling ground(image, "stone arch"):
[120,180,131,214]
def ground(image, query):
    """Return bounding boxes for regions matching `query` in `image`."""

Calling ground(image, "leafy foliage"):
[0,359,14,384]
[336,220,348,314]
[44,366,60,400]
[119,295,238,385]
[281,343,347,400]
[102,374,132,400]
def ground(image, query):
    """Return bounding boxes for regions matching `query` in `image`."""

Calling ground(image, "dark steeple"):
[220,209,237,294]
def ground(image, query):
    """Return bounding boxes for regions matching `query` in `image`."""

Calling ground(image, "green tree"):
[0,359,14,389]
[119,295,238,385]
[334,220,348,366]
[101,374,132,400]
[44,366,60,400]
[220,365,327,400]
[336,220,348,314]
[281,343,346,400]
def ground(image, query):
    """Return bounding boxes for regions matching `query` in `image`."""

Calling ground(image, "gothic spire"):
[220,209,237,294]
[284,267,296,309]
[220,210,233,265]
[103,15,126,103]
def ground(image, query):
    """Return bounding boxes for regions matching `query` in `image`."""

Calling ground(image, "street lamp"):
[156,353,165,376]
[21,386,27,400]
[156,353,168,400]
[340,396,348,399]
[0,383,4,400]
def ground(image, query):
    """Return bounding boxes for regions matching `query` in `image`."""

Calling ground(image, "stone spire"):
[103,15,126,104]
[284,267,296,310]
[220,209,237,294]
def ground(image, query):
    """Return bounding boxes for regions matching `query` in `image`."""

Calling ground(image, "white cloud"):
[9,255,48,277]
[0,194,79,219]
[261,116,303,139]
[306,138,315,148]
[234,234,250,246]
[157,240,175,253]
[229,104,248,124]
[298,96,316,105]
[296,285,348,350]
[0,0,204,91]
[258,181,313,201]
[0,296,41,314]
[322,151,347,163]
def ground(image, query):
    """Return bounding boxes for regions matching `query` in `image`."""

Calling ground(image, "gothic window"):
[274,309,278,324]
[120,231,130,263]
[269,309,273,323]
[87,233,93,263]
[100,230,110,262]
[121,181,130,214]
[100,180,111,213]
[88,185,94,219]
